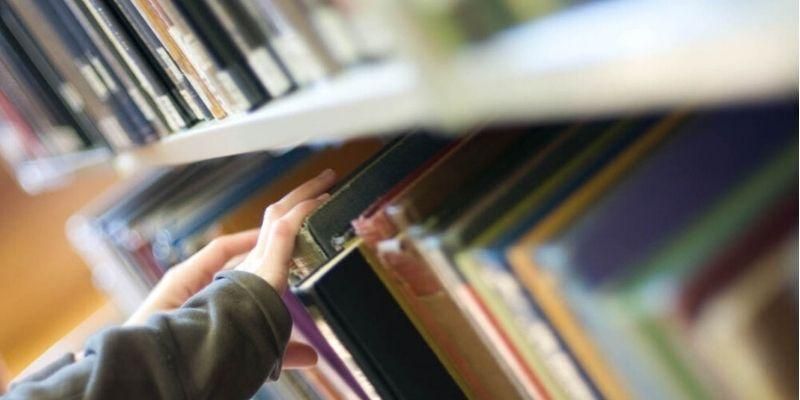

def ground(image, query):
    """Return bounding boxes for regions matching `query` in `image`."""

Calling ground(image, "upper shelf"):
[115,62,427,171]
[15,147,111,193]
[115,0,797,170]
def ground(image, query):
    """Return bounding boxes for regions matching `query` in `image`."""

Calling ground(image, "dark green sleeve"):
[4,270,292,400]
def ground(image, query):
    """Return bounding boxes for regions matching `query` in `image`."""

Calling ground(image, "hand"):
[125,169,337,369]
[235,168,334,291]
[125,229,259,326]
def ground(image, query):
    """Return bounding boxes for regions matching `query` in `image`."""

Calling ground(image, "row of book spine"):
[0,0,560,169]
[0,0,393,161]
[71,99,797,400]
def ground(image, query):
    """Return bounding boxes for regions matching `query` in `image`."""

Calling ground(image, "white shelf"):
[115,62,431,171]
[115,0,797,169]
[436,0,797,125]
[15,147,112,194]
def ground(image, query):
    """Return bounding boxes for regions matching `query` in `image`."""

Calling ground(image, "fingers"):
[283,341,318,369]
[277,169,336,215]
[255,170,336,253]
[174,229,260,287]
[252,195,328,291]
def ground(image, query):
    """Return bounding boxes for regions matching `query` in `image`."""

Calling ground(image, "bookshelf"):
[14,148,111,194]
[115,62,428,171]
[0,0,796,398]
[114,0,796,170]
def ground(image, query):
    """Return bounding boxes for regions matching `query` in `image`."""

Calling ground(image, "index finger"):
[174,229,260,284]
[274,169,336,216]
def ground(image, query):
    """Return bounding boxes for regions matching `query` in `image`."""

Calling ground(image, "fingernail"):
[320,169,335,179]
[317,193,331,201]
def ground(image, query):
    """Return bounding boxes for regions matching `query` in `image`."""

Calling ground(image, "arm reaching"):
[4,170,336,400]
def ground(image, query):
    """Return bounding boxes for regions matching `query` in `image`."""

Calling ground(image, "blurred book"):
[67,96,797,399]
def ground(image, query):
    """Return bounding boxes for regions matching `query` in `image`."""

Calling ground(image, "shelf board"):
[115,62,431,171]
[15,147,112,194]
[115,0,796,169]
[435,0,797,125]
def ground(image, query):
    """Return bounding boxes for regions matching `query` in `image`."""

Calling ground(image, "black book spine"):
[308,134,454,258]
[294,246,465,400]
[77,0,191,132]
[62,0,170,139]
[0,20,98,152]
[36,0,158,145]
[104,0,212,122]
[205,0,295,96]
[173,0,269,111]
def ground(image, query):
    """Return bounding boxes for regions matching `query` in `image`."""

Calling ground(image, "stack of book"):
[71,99,797,400]
[0,0,389,158]
[0,0,557,171]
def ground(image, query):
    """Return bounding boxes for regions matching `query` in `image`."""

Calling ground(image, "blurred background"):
[0,168,114,375]
[0,0,796,398]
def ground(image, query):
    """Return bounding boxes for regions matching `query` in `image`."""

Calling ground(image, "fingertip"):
[283,342,319,369]
[319,168,335,180]
[316,193,330,202]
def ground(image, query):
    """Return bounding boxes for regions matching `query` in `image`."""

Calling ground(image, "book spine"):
[469,250,599,400]
[290,226,329,284]
[240,0,326,85]
[263,0,342,79]
[301,0,361,66]
[67,0,169,141]
[4,0,133,150]
[39,0,158,145]
[129,0,229,119]
[206,0,294,97]
[0,36,83,156]
[79,0,190,132]
[107,0,210,122]
[172,0,268,111]
[154,0,249,114]
[413,234,550,400]
[293,291,382,400]
[0,7,109,150]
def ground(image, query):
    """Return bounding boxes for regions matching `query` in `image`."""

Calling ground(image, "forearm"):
[5,271,291,400]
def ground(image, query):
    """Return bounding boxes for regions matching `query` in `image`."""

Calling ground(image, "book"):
[0,33,86,156]
[42,0,163,143]
[0,89,47,163]
[107,0,210,122]
[691,236,797,400]
[0,7,108,150]
[504,113,687,400]
[129,0,229,118]
[293,239,465,400]
[172,0,269,111]
[206,0,294,97]
[6,0,134,149]
[239,0,327,85]
[284,291,369,399]
[558,145,800,400]
[546,102,797,289]
[446,121,646,400]
[260,0,344,80]
[384,130,597,400]
[289,133,453,282]
[450,118,657,400]
[75,0,191,132]
[353,129,549,399]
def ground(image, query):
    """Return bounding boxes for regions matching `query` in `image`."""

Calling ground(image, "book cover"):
[293,240,465,400]
[504,113,686,400]
[290,133,453,282]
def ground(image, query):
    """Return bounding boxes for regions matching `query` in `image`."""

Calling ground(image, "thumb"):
[282,341,318,369]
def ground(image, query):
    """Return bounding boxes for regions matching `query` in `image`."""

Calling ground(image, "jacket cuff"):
[214,270,292,380]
